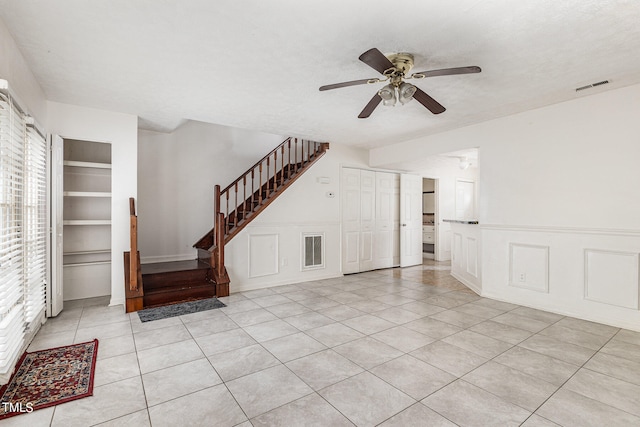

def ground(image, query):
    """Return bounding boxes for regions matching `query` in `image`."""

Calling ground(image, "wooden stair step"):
[143,281,216,308]
[141,260,210,275]
[141,260,211,290]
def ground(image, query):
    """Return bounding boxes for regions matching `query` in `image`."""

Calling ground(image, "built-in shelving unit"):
[62,139,112,301]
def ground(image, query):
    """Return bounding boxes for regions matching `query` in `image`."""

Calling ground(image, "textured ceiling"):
[1,0,639,148]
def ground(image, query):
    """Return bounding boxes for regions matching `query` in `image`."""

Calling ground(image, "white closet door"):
[400,173,423,267]
[49,135,64,317]
[359,170,375,272]
[341,168,361,274]
[392,174,400,266]
[374,172,394,269]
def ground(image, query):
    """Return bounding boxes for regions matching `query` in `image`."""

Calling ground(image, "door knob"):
[402,224,407,227]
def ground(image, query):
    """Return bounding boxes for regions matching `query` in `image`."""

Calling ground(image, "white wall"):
[370,83,640,331]
[0,17,46,122]
[137,122,369,291]
[226,143,369,291]
[48,102,138,308]
[138,120,285,262]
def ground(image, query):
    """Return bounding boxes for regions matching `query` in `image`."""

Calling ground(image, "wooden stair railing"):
[194,138,330,295]
[124,197,144,313]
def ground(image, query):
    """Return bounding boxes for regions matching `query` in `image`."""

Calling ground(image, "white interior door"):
[374,172,394,269]
[359,170,375,272]
[341,168,361,274]
[400,173,423,267]
[49,135,64,317]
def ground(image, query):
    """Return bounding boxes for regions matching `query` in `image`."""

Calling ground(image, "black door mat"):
[137,298,226,322]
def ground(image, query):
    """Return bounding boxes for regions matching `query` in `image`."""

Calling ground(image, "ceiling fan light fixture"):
[398,82,416,104]
[319,47,481,117]
[378,84,397,106]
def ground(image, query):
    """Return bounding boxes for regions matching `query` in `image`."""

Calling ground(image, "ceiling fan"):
[319,48,481,118]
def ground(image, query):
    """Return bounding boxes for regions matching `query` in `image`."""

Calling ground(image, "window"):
[302,233,324,270]
[23,127,47,323]
[0,88,47,380]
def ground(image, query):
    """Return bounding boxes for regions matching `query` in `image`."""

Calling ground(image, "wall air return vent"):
[575,80,610,92]
[302,233,324,270]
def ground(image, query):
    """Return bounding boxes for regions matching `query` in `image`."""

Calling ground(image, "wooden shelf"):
[63,191,111,198]
[63,219,111,226]
[64,249,111,256]
[64,160,111,169]
[63,260,111,267]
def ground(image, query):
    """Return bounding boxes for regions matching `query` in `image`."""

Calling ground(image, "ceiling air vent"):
[575,80,610,92]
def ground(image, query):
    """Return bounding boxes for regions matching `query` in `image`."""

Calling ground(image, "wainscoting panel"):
[248,234,279,278]
[449,224,481,294]
[453,233,463,269]
[584,249,639,309]
[509,243,549,293]
[482,225,640,330]
[466,237,478,277]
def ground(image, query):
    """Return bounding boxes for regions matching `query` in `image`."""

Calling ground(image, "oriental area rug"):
[0,339,98,420]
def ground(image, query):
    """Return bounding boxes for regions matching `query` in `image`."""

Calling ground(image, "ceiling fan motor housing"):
[386,53,415,76]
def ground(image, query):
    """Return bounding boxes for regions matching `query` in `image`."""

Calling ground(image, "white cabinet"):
[62,139,112,300]
[423,225,435,243]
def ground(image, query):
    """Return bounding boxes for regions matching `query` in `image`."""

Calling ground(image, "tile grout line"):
[182,310,254,425]
[518,327,627,425]
[128,311,154,427]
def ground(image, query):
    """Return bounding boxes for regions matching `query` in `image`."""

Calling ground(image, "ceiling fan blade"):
[358,94,382,118]
[359,48,395,75]
[413,87,446,114]
[319,78,376,91]
[411,66,481,78]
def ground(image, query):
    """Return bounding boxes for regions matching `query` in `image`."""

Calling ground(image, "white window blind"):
[0,89,47,378]
[23,126,47,323]
[0,93,26,375]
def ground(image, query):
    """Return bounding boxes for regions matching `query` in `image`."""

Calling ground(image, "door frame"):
[48,135,64,317]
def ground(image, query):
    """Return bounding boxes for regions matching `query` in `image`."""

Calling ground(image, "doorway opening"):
[422,178,437,259]
[51,137,112,316]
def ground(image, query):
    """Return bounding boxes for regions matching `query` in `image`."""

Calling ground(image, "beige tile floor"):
[4,260,640,426]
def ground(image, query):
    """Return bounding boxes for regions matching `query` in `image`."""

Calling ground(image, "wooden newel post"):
[129,197,138,291]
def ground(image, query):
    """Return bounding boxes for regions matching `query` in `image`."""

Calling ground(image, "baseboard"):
[109,297,125,308]
[232,272,343,293]
[451,271,482,295]
[481,290,640,332]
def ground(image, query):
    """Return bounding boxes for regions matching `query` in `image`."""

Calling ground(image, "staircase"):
[124,138,329,312]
